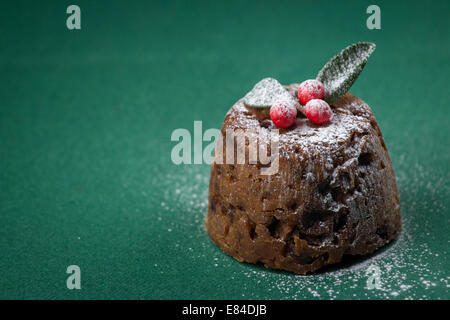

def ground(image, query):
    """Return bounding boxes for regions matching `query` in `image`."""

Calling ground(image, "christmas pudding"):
[204,42,402,274]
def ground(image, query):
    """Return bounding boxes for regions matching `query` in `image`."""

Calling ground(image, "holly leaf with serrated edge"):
[317,42,376,104]
[243,77,298,108]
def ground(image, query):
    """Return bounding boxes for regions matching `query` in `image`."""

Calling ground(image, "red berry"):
[270,101,297,128]
[297,79,325,105]
[305,99,332,124]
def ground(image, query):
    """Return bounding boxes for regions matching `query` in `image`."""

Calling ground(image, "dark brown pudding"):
[205,84,401,275]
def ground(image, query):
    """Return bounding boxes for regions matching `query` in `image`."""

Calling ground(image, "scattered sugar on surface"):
[153,159,448,299]
[239,221,445,299]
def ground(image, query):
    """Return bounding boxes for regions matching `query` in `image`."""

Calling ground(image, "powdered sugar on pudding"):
[230,85,373,160]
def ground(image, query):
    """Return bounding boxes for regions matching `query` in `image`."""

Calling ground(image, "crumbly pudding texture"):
[205,83,401,275]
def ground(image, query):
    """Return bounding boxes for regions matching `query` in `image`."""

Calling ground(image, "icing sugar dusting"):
[243,77,298,108]
[231,97,370,160]
[156,161,448,299]
[298,79,326,104]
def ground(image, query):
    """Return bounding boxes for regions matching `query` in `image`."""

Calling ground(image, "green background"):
[0,0,449,299]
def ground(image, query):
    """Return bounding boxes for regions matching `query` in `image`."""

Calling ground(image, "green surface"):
[0,0,449,300]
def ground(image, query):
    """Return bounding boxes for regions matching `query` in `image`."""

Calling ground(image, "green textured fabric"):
[0,0,448,299]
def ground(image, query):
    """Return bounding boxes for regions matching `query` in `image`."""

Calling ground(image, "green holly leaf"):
[243,77,297,108]
[317,42,376,104]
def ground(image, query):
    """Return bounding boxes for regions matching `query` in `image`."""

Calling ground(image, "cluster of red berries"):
[270,79,332,129]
